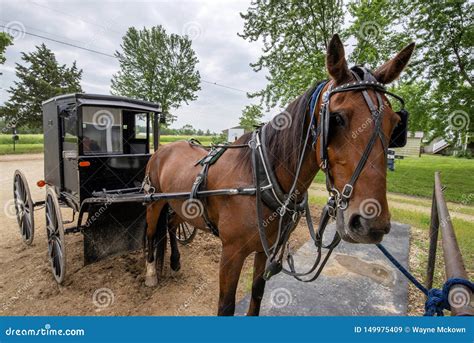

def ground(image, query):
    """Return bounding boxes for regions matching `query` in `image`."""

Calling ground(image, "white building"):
[222,126,245,142]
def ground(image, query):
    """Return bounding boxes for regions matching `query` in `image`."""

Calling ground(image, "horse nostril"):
[349,215,370,236]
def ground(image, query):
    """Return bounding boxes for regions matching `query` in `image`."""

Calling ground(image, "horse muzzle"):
[336,209,391,244]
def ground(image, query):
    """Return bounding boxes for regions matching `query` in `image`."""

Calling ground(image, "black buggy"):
[13,93,196,283]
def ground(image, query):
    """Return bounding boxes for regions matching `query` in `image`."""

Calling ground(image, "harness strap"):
[251,131,273,258]
[190,162,220,236]
[251,128,341,281]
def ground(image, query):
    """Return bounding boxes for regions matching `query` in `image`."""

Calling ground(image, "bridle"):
[251,66,409,281]
[316,66,407,217]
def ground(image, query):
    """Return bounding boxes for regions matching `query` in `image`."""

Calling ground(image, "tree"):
[111,26,201,125]
[389,81,435,136]
[0,43,82,129]
[0,32,13,75]
[346,0,413,69]
[180,124,195,135]
[403,0,473,144]
[239,104,263,131]
[239,0,344,109]
[348,0,473,145]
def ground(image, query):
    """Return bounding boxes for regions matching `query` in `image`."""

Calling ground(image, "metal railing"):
[425,172,473,316]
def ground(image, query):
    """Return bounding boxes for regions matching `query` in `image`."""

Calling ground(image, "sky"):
[0,0,277,132]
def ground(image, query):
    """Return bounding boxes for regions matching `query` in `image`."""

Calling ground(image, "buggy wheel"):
[13,170,35,245]
[45,187,66,284]
[176,222,197,245]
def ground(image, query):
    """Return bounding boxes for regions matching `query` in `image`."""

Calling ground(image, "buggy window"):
[135,114,147,139]
[82,106,123,154]
[63,115,77,143]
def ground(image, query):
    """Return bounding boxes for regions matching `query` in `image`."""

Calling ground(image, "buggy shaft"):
[86,187,257,204]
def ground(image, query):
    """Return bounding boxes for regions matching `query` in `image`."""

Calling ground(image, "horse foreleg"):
[168,224,181,271]
[217,244,246,316]
[145,202,163,287]
[247,251,267,316]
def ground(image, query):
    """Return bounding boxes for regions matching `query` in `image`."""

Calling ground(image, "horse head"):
[317,34,415,244]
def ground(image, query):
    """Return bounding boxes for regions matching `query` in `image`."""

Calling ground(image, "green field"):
[2,135,473,204]
[314,155,474,203]
[0,143,44,154]
[0,134,214,154]
[0,134,44,145]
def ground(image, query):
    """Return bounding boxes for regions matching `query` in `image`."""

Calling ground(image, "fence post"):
[425,187,439,290]
[434,171,473,316]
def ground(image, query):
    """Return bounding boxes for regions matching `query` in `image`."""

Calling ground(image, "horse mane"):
[235,81,323,172]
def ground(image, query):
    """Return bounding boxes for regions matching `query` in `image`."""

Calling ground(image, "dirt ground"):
[0,154,311,316]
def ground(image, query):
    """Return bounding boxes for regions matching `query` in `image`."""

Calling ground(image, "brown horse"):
[144,34,415,316]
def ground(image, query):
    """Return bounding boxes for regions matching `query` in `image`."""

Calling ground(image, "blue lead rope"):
[376,243,473,316]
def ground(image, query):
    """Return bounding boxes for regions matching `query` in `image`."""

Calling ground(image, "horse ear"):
[326,34,351,84]
[373,42,416,84]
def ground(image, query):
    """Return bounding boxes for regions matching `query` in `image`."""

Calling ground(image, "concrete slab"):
[236,222,410,316]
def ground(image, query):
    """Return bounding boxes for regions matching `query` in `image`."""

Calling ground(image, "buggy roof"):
[42,93,162,113]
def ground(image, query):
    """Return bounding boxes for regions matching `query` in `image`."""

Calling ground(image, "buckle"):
[341,184,353,199]
[319,159,328,170]
[338,199,348,210]
[247,139,257,149]
[327,196,337,218]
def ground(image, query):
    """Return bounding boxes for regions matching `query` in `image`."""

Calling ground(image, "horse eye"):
[329,112,346,127]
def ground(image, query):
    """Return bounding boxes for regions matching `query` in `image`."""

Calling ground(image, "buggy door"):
[60,105,80,201]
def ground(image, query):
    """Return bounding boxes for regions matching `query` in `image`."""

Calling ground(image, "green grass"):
[0,144,44,155]
[388,194,474,216]
[159,135,213,143]
[314,155,474,203]
[0,134,215,154]
[0,134,44,144]
[390,207,473,281]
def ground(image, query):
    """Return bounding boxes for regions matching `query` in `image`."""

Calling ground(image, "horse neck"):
[270,112,320,197]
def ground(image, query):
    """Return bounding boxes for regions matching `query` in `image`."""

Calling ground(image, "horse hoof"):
[171,262,181,272]
[145,275,158,287]
[171,260,181,272]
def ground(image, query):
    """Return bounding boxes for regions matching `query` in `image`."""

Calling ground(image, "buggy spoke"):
[44,187,66,283]
[13,171,35,245]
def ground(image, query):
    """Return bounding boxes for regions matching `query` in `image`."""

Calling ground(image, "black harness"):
[187,66,409,281]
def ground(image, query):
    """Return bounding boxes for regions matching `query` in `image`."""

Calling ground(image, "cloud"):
[0,0,270,131]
